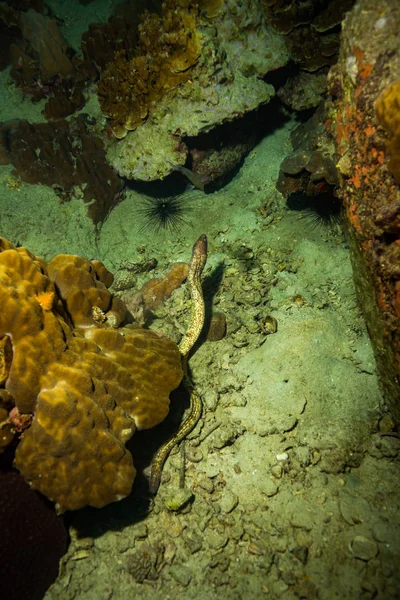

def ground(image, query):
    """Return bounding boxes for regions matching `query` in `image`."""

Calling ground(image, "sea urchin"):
[137,193,192,232]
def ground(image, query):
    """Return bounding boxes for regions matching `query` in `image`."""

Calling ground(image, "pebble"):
[116,536,133,553]
[371,521,394,543]
[350,535,379,561]
[270,580,289,596]
[276,452,289,461]
[197,476,214,493]
[261,478,279,497]
[271,464,283,479]
[133,523,148,539]
[164,488,193,512]
[219,490,239,513]
[207,531,229,550]
[182,530,203,554]
[339,494,371,525]
[272,535,288,553]
[205,463,221,478]
[169,565,192,587]
[378,413,395,433]
[203,389,219,411]
[290,505,314,531]
[70,549,90,560]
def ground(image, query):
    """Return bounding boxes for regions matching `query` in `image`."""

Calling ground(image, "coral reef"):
[0,3,22,71]
[98,0,202,138]
[325,0,400,421]
[277,106,339,198]
[5,6,97,120]
[264,0,354,121]
[277,70,329,111]
[0,114,123,224]
[101,0,284,181]
[0,238,183,511]
[262,0,354,69]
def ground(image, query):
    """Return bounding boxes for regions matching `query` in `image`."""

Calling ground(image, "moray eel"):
[149,234,207,494]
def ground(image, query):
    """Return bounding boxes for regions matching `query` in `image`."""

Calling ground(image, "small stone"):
[164,488,193,512]
[169,565,192,587]
[71,549,90,560]
[350,536,379,561]
[260,478,278,497]
[273,534,288,553]
[291,545,308,565]
[271,580,289,596]
[339,494,371,525]
[294,446,310,467]
[231,523,244,540]
[290,504,314,531]
[116,536,133,553]
[203,389,219,411]
[133,523,148,539]
[378,413,395,433]
[276,452,289,461]
[197,476,214,493]
[182,530,203,554]
[74,536,94,550]
[207,531,229,550]
[219,490,239,513]
[371,521,394,543]
[205,463,221,478]
[271,464,283,479]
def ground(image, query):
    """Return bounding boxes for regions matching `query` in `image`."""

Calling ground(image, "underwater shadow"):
[68,382,189,539]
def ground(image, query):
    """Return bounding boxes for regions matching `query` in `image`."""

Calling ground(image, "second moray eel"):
[149,234,208,494]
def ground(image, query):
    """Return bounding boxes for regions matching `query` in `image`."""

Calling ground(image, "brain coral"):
[0,238,183,512]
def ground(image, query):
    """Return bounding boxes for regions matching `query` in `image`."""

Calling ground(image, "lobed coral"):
[0,238,183,512]
[277,105,339,198]
[375,79,400,184]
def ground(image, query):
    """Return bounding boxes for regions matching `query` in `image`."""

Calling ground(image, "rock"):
[350,536,379,561]
[207,531,229,550]
[219,490,239,513]
[339,494,372,525]
[169,565,192,587]
[290,501,315,531]
[271,464,283,479]
[260,478,279,497]
[182,530,203,554]
[164,488,193,512]
[197,476,215,494]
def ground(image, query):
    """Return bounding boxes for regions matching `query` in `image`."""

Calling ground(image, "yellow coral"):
[98,0,202,137]
[0,237,183,512]
[375,79,400,184]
